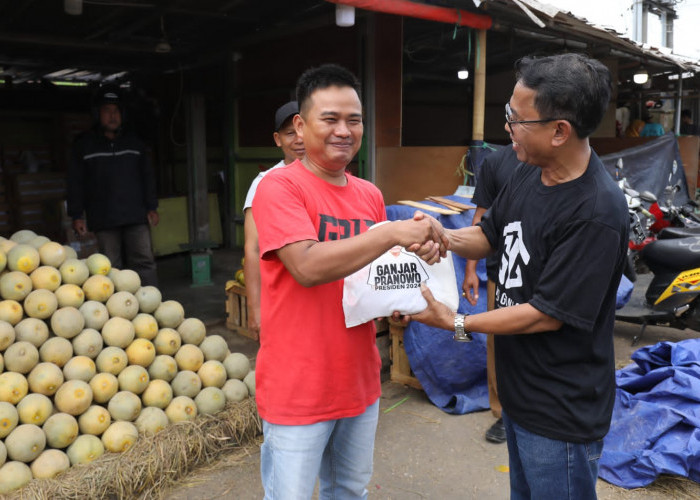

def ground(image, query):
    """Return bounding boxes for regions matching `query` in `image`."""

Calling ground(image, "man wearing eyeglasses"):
[401,53,629,499]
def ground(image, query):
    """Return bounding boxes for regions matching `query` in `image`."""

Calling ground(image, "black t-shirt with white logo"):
[479,152,629,442]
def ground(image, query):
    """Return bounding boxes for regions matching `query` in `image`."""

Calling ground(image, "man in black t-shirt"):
[405,53,629,499]
[462,145,520,445]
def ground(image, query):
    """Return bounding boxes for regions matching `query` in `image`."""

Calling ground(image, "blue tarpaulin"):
[599,339,700,488]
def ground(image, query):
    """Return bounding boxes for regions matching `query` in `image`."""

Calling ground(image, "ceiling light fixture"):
[457,68,469,80]
[633,66,649,85]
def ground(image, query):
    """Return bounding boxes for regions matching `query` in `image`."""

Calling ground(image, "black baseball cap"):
[274,101,299,131]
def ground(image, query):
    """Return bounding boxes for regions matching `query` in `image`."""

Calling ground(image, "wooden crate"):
[389,320,422,390]
[225,281,258,341]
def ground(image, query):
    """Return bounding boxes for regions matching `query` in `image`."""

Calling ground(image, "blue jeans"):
[502,412,603,500]
[261,399,379,500]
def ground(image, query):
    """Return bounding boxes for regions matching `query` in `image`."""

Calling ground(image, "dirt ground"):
[163,320,700,500]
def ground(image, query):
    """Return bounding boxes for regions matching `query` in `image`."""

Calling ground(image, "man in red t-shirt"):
[252,64,446,499]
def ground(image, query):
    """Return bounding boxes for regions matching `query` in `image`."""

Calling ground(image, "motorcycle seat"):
[657,226,700,239]
[641,236,700,273]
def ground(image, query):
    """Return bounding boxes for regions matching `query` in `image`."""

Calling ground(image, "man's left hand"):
[148,210,159,227]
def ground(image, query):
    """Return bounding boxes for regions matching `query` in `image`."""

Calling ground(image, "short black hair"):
[295,64,361,114]
[515,53,611,138]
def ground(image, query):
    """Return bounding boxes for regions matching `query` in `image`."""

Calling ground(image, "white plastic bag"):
[343,225,459,327]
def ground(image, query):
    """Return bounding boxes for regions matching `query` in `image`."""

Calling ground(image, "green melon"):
[28,235,50,250]
[27,362,64,396]
[117,365,149,394]
[132,313,159,340]
[3,341,39,374]
[59,258,90,286]
[95,346,128,375]
[0,319,16,350]
[141,379,173,409]
[50,306,85,338]
[63,245,78,260]
[30,265,62,291]
[222,378,249,403]
[177,317,206,345]
[86,253,111,276]
[14,317,49,347]
[0,440,4,467]
[55,283,85,308]
[174,344,204,372]
[223,352,251,380]
[54,379,93,416]
[154,300,185,328]
[170,370,201,398]
[30,449,71,479]
[0,401,19,438]
[79,300,109,330]
[66,434,104,465]
[82,274,114,302]
[106,291,139,319]
[43,412,79,449]
[135,285,161,313]
[102,421,138,453]
[243,370,256,397]
[198,360,227,388]
[9,229,37,244]
[0,271,33,301]
[63,355,97,382]
[199,334,229,362]
[39,337,74,367]
[113,269,141,293]
[0,461,33,493]
[165,395,198,423]
[0,239,16,254]
[23,288,58,319]
[72,328,103,359]
[107,391,142,422]
[194,386,226,415]
[148,354,178,382]
[7,243,40,274]
[38,241,67,268]
[0,299,23,325]
[135,406,169,435]
[5,423,45,462]
[89,372,119,404]
[78,405,111,436]
[102,316,135,348]
[16,393,53,425]
[0,250,5,274]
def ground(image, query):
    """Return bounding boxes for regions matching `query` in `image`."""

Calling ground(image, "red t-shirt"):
[252,160,386,425]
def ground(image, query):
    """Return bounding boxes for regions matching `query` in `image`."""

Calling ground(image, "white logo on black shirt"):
[499,221,530,289]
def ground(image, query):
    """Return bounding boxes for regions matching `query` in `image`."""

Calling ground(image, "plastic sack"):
[343,226,459,327]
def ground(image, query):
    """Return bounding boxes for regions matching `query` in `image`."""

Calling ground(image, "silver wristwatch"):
[453,313,473,342]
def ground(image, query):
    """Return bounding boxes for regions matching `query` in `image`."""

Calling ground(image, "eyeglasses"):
[505,103,562,134]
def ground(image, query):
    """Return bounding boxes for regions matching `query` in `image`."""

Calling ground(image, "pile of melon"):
[0,230,255,493]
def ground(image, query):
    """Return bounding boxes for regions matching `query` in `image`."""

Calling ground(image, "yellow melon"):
[0,440,4,466]
[59,258,89,286]
[9,229,37,244]
[141,379,173,409]
[55,283,85,308]
[0,401,19,438]
[30,265,62,291]
[54,379,93,416]
[148,354,178,382]
[95,346,128,375]
[107,391,142,422]
[135,285,161,313]
[5,424,45,462]
[126,338,156,367]
[72,328,103,359]
[0,249,5,273]
[177,317,206,345]
[222,378,249,402]
[199,334,229,362]
[39,337,74,367]
[28,235,50,250]
[223,352,251,380]
[117,365,149,394]
[154,300,185,328]
[16,393,53,425]
[78,405,111,436]
[0,271,33,301]
[4,341,39,374]
[135,406,169,435]
[86,253,111,276]
[113,269,141,293]
[0,319,15,350]
[66,434,104,465]
[38,241,67,268]
[197,360,227,388]
[23,288,58,319]
[243,370,256,396]
[175,344,204,372]
[154,327,181,355]
[0,461,33,493]
[50,306,85,339]
[89,372,119,404]
[63,355,97,382]
[42,412,79,449]
[133,313,159,340]
[106,290,139,319]
[27,362,64,396]
[63,244,78,260]
[79,300,109,330]
[82,274,114,302]
[194,386,226,415]
[6,244,40,274]
[14,317,49,347]
[102,316,135,348]
[0,300,23,326]
[0,240,17,256]
[102,421,138,453]
[165,395,198,423]
[30,449,71,479]
[170,370,201,398]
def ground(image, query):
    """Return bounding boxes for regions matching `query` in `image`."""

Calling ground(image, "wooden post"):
[472,29,487,142]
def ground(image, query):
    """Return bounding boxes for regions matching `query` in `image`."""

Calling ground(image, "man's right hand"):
[72,219,87,236]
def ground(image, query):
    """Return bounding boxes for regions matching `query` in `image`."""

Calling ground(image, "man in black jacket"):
[67,85,159,285]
